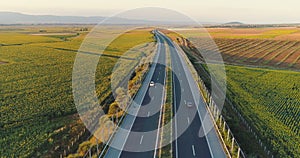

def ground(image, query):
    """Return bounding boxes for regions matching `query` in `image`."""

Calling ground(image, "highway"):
[103,30,226,158]
[104,30,167,158]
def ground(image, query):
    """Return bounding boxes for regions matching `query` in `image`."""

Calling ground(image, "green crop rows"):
[0,27,154,157]
[225,65,300,157]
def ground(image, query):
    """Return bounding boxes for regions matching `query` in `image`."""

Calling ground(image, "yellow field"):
[207,27,300,40]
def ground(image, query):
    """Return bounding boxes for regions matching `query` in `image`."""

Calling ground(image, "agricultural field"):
[225,65,300,157]
[202,38,300,70]
[169,27,300,71]
[0,25,155,157]
[173,27,300,40]
[164,28,300,157]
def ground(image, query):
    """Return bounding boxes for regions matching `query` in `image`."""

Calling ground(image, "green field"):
[225,65,300,157]
[0,26,154,157]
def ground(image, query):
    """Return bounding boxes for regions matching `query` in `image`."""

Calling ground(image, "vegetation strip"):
[159,42,173,158]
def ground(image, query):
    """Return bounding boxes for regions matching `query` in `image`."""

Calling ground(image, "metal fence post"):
[213,104,217,118]
[89,148,92,158]
[237,147,241,158]
[216,109,219,120]
[227,129,230,141]
[96,139,99,154]
[231,137,235,153]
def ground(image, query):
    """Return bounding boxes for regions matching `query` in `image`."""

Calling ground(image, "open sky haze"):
[1,0,300,24]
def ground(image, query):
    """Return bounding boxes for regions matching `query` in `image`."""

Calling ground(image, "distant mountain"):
[224,22,244,25]
[0,12,154,24]
[0,12,219,25]
[0,12,100,24]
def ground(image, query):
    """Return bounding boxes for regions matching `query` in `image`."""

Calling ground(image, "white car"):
[149,81,155,87]
[187,102,193,108]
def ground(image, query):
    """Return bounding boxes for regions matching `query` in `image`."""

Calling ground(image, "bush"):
[77,141,92,156]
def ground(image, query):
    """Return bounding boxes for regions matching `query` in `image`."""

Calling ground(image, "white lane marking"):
[152,96,154,101]
[187,117,190,124]
[192,145,196,156]
[140,135,144,144]
[182,88,184,92]
[147,111,150,117]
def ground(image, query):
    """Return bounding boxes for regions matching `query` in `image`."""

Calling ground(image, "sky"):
[1,0,300,24]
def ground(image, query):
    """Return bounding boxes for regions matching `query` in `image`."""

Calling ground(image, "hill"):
[0,12,152,24]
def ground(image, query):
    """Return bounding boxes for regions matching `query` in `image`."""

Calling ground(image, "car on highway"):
[187,102,193,108]
[149,81,155,87]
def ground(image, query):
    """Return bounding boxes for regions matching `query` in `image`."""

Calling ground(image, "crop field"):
[172,27,300,40]
[0,26,154,157]
[164,28,300,157]
[202,38,300,70]
[169,27,300,70]
[225,65,300,157]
